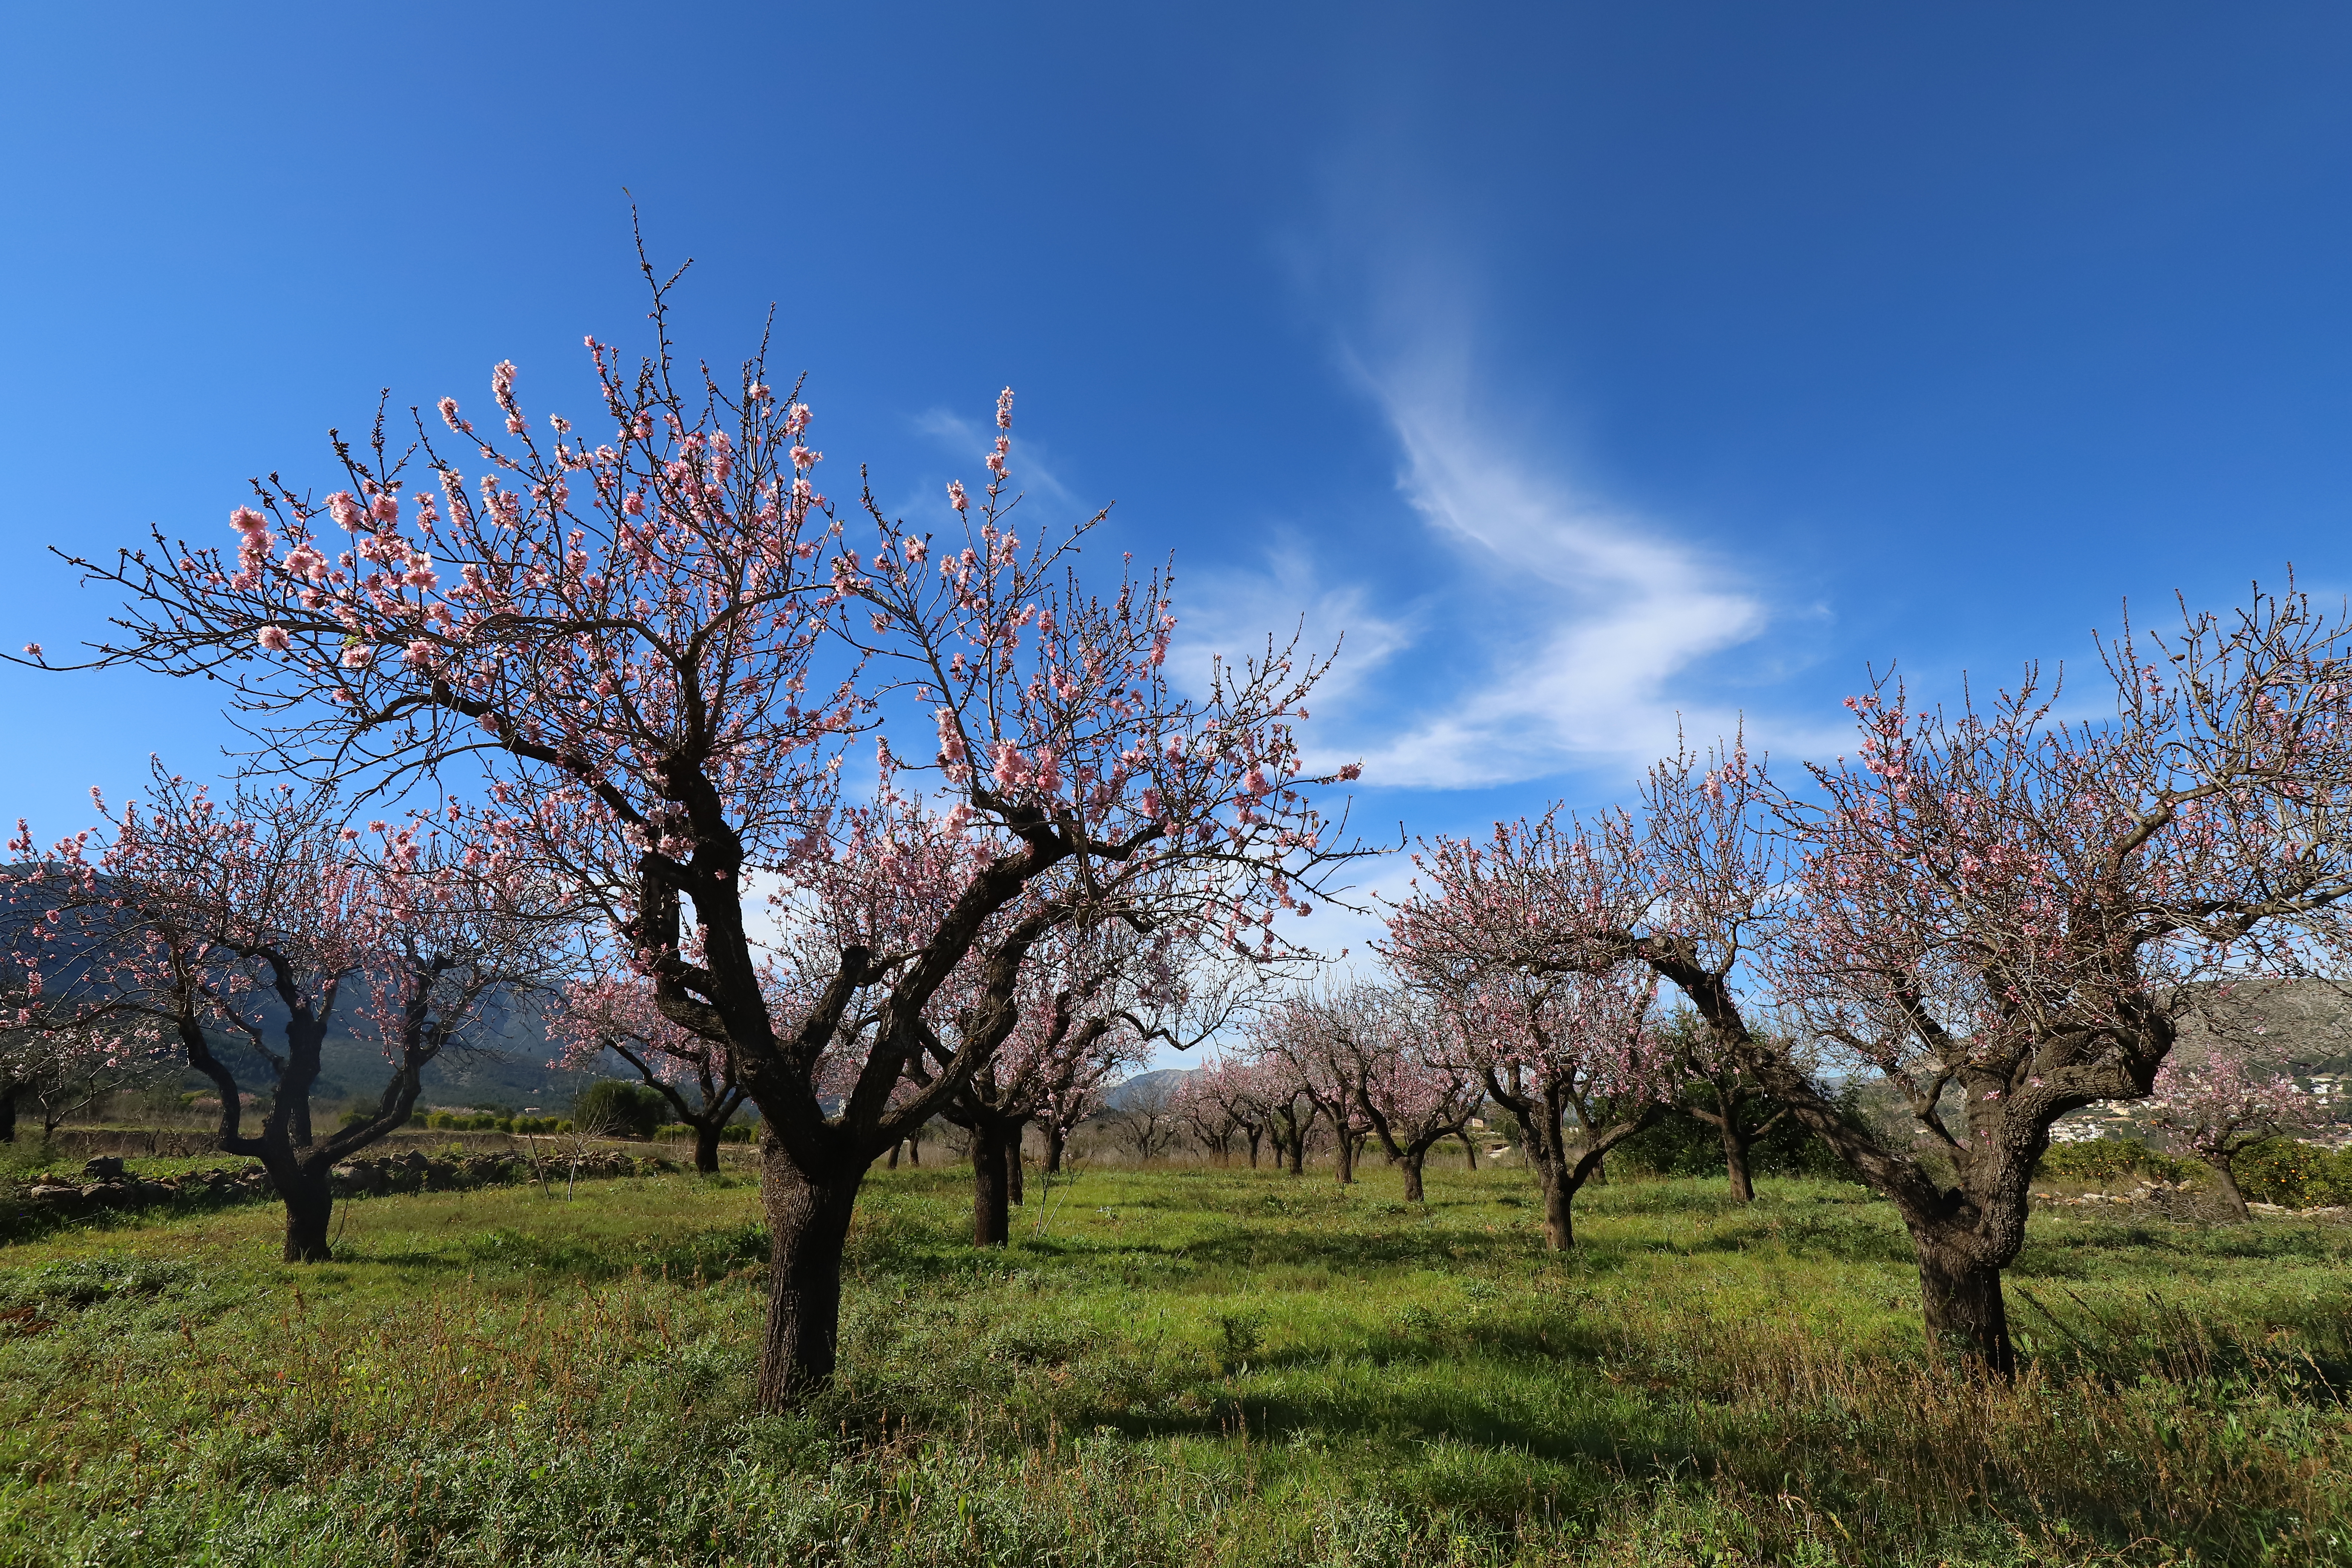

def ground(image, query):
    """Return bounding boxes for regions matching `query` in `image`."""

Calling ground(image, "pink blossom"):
[257,626,292,652]
[946,480,968,514]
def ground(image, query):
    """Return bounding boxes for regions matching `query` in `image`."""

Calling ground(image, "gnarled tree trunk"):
[1400,1147,1427,1203]
[1913,1236,2016,1375]
[1043,1122,1066,1173]
[2205,1155,2254,1223]
[692,1121,724,1175]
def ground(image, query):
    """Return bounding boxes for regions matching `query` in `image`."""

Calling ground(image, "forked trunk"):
[971,1122,1011,1246]
[756,1153,865,1409]
[280,1164,334,1263]
[1721,1126,1755,1204]
[1400,1148,1427,1204]
[1914,1237,2016,1377]
[2207,1157,2253,1223]
[692,1122,723,1175]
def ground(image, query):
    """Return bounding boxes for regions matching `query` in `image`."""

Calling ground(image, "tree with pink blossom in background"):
[9,769,566,1259]
[2148,1009,2332,1220]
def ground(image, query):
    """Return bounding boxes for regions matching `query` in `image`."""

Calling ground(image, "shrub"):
[2034,1136,2187,1185]
[2231,1137,2352,1207]
[571,1081,668,1139]
[1614,1085,1865,1181]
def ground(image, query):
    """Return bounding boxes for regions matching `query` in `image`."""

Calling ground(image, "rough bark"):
[2207,1157,2254,1223]
[1400,1148,1426,1203]
[1539,1162,1574,1249]
[1721,1124,1756,1204]
[278,1163,334,1263]
[970,1121,1011,1246]
[1915,1238,2017,1375]
[1334,1127,1355,1185]
[1459,1129,1478,1171]
[1043,1123,1066,1174]
[756,1150,865,1409]
[692,1122,724,1175]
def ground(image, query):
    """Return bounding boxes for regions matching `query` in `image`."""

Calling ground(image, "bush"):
[2231,1138,2352,1207]
[571,1081,669,1140]
[1614,1085,1866,1181]
[512,1115,562,1136]
[2034,1136,2187,1186]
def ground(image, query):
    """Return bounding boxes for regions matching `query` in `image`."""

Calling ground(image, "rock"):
[81,1156,126,1180]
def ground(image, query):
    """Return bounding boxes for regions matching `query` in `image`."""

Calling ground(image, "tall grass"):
[3,1162,2347,1565]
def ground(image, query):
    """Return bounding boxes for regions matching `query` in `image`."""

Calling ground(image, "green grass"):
[3,1160,2349,1566]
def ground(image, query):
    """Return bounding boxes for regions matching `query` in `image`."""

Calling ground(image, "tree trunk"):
[1721,1124,1756,1204]
[1043,1123,1066,1174]
[2207,1156,2253,1223]
[1246,1127,1261,1168]
[756,1153,865,1409]
[887,1141,900,1170]
[0,1083,16,1144]
[1914,1237,2016,1376]
[1006,1130,1025,1205]
[906,1129,922,1166]
[1459,1129,1477,1171]
[1401,1148,1426,1203]
[280,1165,335,1263]
[971,1122,1011,1246]
[1538,1161,1573,1250]
[1286,1130,1304,1176]
[1334,1125,1354,1185]
[692,1121,723,1175]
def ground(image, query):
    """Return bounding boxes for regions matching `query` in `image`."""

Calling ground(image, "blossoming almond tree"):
[555,970,751,1173]
[1756,586,2352,1369]
[44,260,1365,1401]
[14,771,564,1259]
[1351,987,1485,1203]
[1384,813,1679,1247]
[1249,991,1383,1185]
[0,855,170,1142]
[2148,1026,2328,1220]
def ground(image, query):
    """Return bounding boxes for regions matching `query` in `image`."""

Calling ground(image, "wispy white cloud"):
[1343,350,1776,787]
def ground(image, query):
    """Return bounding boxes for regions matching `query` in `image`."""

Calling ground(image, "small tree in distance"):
[2148,1023,2330,1220]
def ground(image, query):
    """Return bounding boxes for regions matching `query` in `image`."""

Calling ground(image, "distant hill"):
[1103,1067,1196,1110]
[202,988,632,1113]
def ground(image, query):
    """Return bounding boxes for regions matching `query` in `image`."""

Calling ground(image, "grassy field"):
[3,1156,2349,1566]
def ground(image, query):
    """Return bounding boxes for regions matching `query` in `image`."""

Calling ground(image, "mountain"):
[1103,1067,1197,1110]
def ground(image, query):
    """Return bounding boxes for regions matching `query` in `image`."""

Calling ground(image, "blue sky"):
[7,3,2352,956]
